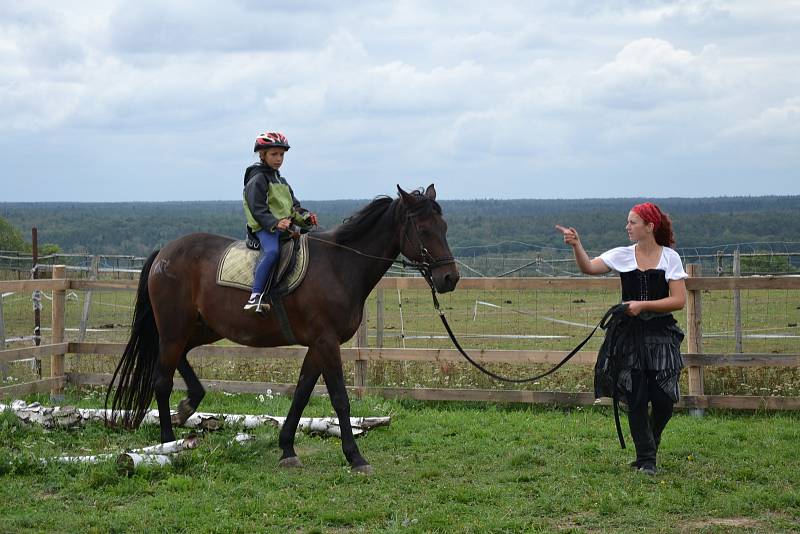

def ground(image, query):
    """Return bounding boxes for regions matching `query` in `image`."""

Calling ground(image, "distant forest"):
[1,196,799,257]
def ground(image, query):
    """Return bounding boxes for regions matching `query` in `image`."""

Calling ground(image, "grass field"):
[1,388,799,533]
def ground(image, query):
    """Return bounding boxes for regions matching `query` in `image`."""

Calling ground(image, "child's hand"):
[276,218,291,231]
[555,225,580,247]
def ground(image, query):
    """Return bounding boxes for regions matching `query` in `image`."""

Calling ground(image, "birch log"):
[0,401,390,438]
[53,435,199,465]
[116,453,173,474]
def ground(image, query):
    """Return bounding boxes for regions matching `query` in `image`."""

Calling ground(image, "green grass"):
[1,388,799,533]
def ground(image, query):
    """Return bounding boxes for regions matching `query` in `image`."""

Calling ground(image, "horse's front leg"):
[278,350,322,467]
[321,343,372,473]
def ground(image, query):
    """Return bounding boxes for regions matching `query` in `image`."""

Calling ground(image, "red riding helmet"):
[253,132,290,152]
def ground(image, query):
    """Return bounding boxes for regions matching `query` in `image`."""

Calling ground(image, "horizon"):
[2,193,800,205]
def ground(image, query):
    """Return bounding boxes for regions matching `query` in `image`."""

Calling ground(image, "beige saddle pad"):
[216,235,309,294]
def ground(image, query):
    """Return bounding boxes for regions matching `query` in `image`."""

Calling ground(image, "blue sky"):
[1,1,798,201]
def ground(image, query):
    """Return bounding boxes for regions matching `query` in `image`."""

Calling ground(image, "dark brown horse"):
[106,185,459,472]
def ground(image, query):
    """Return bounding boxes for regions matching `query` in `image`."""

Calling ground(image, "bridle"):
[305,202,455,279]
[402,208,456,279]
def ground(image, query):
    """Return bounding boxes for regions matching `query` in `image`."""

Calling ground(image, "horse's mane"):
[334,190,441,245]
[334,196,395,245]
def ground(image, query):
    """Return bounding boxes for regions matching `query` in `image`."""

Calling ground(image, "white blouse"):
[599,245,688,281]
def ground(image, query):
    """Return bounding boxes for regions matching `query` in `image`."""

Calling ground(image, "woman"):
[556,202,687,475]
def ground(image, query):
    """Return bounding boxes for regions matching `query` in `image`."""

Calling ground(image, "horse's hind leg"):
[173,351,205,426]
[172,326,221,426]
[153,340,187,443]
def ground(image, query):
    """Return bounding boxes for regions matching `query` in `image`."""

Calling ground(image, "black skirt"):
[595,314,684,403]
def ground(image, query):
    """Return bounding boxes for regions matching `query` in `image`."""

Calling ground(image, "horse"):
[106,185,459,473]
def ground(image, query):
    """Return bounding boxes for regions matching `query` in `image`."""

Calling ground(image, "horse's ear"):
[424,184,436,200]
[397,185,416,206]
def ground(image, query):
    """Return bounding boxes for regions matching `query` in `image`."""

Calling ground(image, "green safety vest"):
[243,182,307,232]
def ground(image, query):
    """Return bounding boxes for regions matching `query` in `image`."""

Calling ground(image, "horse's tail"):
[105,249,161,429]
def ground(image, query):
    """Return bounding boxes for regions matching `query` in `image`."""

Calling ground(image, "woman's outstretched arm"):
[555,225,611,276]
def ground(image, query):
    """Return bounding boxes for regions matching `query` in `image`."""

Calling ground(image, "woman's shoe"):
[636,464,657,476]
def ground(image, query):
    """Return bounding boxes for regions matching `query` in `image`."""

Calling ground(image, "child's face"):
[262,148,286,170]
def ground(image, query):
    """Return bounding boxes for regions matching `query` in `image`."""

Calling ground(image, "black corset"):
[619,269,670,302]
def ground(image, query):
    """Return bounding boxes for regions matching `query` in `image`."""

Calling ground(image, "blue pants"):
[252,229,280,294]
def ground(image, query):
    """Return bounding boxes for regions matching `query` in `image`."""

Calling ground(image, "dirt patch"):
[556,514,603,533]
[679,517,764,532]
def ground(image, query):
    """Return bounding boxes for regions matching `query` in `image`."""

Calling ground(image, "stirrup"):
[244,293,271,315]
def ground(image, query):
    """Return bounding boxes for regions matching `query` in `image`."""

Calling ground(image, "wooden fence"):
[2,266,800,410]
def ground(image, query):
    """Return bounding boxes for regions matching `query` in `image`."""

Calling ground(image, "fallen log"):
[0,401,391,438]
[115,433,255,475]
[176,412,391,437]
[53,435,199,465]
[1,400,81,429]
[116,453,173,474]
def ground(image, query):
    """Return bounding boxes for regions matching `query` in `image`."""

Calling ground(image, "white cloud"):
[586,38,715,109]
[0,1,798,200]
[722,97,800,146]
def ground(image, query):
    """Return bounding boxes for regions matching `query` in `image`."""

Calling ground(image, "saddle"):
[216,234,309,296]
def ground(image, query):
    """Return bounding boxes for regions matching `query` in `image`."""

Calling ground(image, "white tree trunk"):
[0,401,390,438]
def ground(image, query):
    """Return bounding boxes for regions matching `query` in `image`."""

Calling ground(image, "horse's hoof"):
[352,463,374,475]
[278,456,304,469]
[171,398,195,426]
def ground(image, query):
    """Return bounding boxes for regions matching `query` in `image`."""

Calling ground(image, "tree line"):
[1,196,798,257]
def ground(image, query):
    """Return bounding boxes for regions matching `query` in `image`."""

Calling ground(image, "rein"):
[420,266,629,449]
[305,208,455,272]
[306,234,423,269]
[308,204,618,397]
[421,269,623,384]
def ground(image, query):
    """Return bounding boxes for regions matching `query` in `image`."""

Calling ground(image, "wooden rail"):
[62,342,800,368]
[64,372,800,410]
[373,276,800,291]
[2,270,800,410]
[0,275,797,293]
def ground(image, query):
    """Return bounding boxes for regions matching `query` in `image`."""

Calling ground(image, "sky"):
[1,1,798,201]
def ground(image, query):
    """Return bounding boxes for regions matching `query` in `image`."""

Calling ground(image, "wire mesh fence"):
[2,243,799,397]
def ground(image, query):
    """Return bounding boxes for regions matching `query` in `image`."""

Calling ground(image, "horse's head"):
[397,184,460,293]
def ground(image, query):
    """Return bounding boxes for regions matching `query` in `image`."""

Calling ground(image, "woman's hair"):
[654,213,675,248]
[632,202,676,248]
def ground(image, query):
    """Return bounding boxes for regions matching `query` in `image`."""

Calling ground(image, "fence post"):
[686,263,705,416]
[376,288,384,349]
[0,293,6,381]
[31,227,42,377]
[50,265,66,402]
[78,255,100,343]
[0,293,5,349]
[374,288,386,386]
[733,248,743,353]
[354,303,369,392]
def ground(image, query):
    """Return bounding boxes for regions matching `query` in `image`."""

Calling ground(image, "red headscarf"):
[632,202,663,230]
